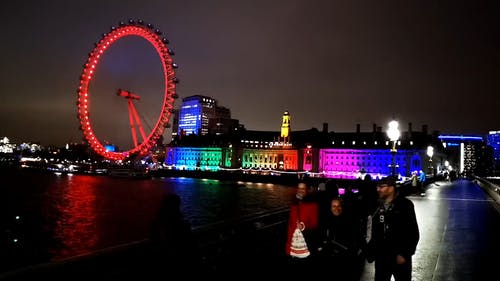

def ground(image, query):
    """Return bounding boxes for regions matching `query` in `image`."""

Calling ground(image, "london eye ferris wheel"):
[76,19,178,161]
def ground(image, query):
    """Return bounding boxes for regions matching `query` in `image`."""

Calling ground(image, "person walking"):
[410,171,419,195]
[365,176,420,281]
[418,170,426,196]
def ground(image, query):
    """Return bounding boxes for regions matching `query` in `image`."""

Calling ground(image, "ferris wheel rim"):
[76,20,177,161]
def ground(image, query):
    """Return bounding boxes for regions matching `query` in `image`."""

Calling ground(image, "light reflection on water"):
[51,174,98,259]
[2,169,296,264]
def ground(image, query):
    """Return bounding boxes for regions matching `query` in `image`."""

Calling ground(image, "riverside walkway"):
[359,178,500,281]
[1,177,499,280]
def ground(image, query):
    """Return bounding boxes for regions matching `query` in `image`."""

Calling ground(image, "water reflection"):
[51,174,98,259]
[2,169,296,269]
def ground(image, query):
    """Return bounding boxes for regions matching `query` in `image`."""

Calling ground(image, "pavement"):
[358,179,500,281]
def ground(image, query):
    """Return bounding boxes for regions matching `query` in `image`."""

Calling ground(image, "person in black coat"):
[365,176,420,281]
[317,197,363,280]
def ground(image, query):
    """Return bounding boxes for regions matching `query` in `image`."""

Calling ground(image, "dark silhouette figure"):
[148,193,201,276]
[357,176,379,218]
[317,197,364,280]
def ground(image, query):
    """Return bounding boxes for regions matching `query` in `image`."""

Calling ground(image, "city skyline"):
[1,0,499,148]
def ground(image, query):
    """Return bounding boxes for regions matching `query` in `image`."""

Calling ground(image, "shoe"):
[420,193,426,196]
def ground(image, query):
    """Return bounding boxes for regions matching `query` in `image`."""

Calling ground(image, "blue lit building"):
[316,123,440,180]
[165,146,223,171]
[487,131,500,172]
[176,95,232,136]
[438,135,492,176]
[319,148,422,180]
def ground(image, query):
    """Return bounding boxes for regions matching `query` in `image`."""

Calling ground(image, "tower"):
[280,110,291,143]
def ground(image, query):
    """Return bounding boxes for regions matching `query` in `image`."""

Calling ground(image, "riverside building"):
[166,106,446,180]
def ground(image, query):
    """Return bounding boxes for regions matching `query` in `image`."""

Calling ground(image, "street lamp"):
[427,145,434,176]
[386,120,400,176]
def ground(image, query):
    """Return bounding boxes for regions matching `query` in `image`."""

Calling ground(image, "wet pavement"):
[358,179,500,281]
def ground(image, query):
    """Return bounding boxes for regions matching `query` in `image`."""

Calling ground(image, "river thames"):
[1,167,297,271]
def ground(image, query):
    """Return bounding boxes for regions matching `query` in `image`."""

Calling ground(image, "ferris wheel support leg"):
[130,102,147,143]
[128,100,139,147]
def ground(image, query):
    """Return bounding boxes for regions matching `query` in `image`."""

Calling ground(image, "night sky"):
[1,0,499,149]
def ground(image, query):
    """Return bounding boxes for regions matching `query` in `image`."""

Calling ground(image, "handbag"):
[289,204,310,258]
[290,227,310,258]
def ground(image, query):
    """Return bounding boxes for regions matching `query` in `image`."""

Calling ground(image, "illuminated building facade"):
[438,135,493,176]
[165,143,299,172]
[177,95,231,136]
[165,146,222,171]
[164,129,430,179]
[487,131,500,172]
[316,124,433,179]
[166,112,448,179]
[240,148,297,170]
[301,145,317,172]
[319,148,422,180]
[166,111,298,171]
[237,111,296,170]
[238,126,297,171]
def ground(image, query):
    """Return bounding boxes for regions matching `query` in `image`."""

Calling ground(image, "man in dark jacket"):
[366,176,420,281]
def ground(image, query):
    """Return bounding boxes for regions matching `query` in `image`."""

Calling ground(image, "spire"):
[280,110,291,144]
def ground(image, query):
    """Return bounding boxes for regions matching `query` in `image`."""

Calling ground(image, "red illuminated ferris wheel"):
[76,19,178,161]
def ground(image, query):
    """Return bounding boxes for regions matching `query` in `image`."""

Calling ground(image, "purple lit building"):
[311,123,439,180]
[166,109,443,179]
[318,148,421,180]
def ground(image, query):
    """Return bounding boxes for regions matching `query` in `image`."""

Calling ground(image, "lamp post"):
[427,145,434,176]
[386,120,400,177]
